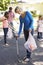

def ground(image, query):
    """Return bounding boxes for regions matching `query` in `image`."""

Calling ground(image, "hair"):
[42,15,43,18]
[15,6,19,13]
[4,11,9,18]
[9,7,12,10]
[39,15,42,18]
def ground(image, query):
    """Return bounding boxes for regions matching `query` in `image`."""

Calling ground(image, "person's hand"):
[29,29,32,33]
[15,34,19,40]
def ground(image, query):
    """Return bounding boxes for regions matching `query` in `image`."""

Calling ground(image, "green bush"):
[0,0,10,11]
[30,10,38,17]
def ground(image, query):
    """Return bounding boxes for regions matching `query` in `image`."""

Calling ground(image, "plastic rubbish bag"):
[7,28,13,39]
[24,33,37,52]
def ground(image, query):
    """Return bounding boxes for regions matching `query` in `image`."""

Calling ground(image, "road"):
[0,33,43,65]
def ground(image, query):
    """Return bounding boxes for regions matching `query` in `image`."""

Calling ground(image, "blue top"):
[18,11,34,36]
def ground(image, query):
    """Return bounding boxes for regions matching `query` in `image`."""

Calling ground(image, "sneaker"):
[40,39,43,41]
[3,43,9,46]
[21,58,30,64]
[24,58,30,62]
[38,39,41,41]
[38,39,43,41]
[5,43,9,46]
[20,57,30,64]
[23,56,27,60]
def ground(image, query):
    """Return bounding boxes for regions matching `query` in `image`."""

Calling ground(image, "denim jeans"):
[37,32,42,39]
[3,28,8,44]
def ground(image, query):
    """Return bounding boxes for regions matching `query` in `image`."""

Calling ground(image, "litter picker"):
[16,38,22,62]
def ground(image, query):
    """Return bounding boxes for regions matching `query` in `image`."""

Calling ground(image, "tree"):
[0,0,10,11]
[14,0,17,3]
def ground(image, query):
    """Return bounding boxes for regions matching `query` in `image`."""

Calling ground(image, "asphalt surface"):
[0,33,43,65]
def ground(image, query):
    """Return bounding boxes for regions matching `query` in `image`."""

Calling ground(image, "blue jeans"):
[37,32,42,39]
[3,28,8,44]
[24,29,34,58]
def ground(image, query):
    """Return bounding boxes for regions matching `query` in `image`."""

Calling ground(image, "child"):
[0,11,9,45]
[37,15,43,40]
[8,7,15,37]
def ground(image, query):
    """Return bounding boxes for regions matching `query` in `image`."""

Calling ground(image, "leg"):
[24,30,29,41]
[24,30,31,59]
[40,32,42,39]
[27,50,31,58]
[38,32,42,39]
[31,29,34,36]
[37,32,40,39]
[3,28,8,44]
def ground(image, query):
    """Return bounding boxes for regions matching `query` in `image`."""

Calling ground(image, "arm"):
[0,17,3,22]
[18,21,23,36]
[27,11,33,29]
[13,13,15,18]
[0,17,6,22]
[18,17,23,36]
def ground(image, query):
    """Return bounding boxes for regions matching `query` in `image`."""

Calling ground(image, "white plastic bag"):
[24,33,37,52]
[7,28,13,39]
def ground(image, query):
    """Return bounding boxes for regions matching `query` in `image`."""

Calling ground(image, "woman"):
[0,11,9,46]
[15,6,34,62]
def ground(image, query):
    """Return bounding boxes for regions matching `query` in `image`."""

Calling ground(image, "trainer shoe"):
[24,58,30,62]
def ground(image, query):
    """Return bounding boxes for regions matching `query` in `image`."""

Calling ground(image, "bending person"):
[15,6,34,62]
